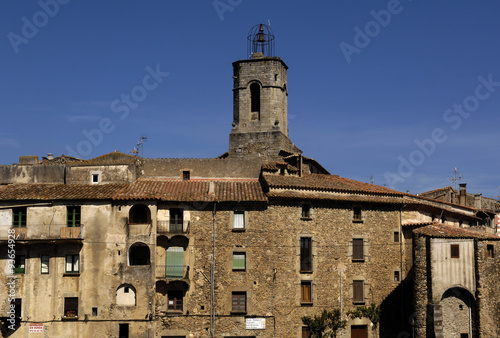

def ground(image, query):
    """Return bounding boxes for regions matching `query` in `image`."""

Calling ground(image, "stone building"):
[0,25,498,338]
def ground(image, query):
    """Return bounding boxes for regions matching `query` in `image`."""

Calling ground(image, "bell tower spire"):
[229,24,300,159]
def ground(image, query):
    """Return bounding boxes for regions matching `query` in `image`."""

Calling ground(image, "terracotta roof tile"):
[113,180,266,202]
[263,174,404,196]
[0,183,128,200]
[414,224,500,239]
[262,162,298,172]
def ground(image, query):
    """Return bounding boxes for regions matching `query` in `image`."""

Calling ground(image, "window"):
[119,323,129,338]
[12,207,26,227]
[231,292,246,313]
[353,280,364,303]
[487,244,495,258]
[352,239,364,261]
[394,271,400,282]
[301,205,311,219]
[451,244,460,258]
[67,206,81,227]
[300,237,312,272]
[129,204,150,224]
[233,252,246,271]
[169,208,183,233]
[41,255,49,274]
[167,290,183,311]
[353,207,362,221]
[65,254,79,273]
[166,247,184,278]
[91,174,99,184]
[302,326,312,338]
[394,231,400,243]
[301,281,312,304]
[233,211,245,230]
[250,83,260,120]
[129,243,150,266]
[460,334,469,338]
[182,170,190,180]
[13,299,21,318]
[14,255,25,274]
[64,297,78,317]
[92,307,98,316]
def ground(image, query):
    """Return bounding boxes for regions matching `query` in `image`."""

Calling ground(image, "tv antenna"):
[449,167,462,190]
[130,136,147,158]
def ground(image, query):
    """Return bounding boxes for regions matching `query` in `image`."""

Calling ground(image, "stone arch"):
[116,284,136,306]
[128,242,150,266]
[440,287,475,338]
[129,204,151,224]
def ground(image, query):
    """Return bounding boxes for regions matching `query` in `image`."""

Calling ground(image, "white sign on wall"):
[246,318,266,329]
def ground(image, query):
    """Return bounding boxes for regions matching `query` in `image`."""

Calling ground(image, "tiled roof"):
[262,162,298,172]
[414,224,500,239]
[266,190,404,204]
[263,174,404,196]
[0,183,128,200]
[113,179,267,202]
[402,221,435,227]
[0,180,266,203]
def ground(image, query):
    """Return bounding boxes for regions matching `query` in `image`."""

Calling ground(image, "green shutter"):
[233,253,245,270]
[166,247,184,278]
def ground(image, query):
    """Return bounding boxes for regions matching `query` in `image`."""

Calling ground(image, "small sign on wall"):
[246,318,265,329]
[29,323,43,333]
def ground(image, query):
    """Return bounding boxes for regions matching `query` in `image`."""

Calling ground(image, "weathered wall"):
[0,165,65,184]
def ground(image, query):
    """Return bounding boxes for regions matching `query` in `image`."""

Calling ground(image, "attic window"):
[182,170,190,181]
[92,174,99,184]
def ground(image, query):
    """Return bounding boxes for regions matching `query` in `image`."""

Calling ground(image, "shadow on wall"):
[379,268,414,337]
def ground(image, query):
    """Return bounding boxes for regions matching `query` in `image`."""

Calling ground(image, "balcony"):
[0,224,84,241]
[156,265,189,281]
[157,220,190,234]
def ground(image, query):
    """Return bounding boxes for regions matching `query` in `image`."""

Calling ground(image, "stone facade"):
[0,28,498,338]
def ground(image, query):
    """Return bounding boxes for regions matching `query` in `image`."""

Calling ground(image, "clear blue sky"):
[1,1,499,198]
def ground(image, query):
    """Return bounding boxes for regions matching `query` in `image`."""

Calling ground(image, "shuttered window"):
[301,281,312,304]
[166,247,184,278]
[353,280,364,303]
[233,252,246,270]
[233,211,245,229]
[352,239,364,261]
[232,292,246,312]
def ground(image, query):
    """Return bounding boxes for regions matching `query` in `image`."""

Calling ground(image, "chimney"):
[459,183,467,206]
[47,153,54,160]
[474,194,482,209]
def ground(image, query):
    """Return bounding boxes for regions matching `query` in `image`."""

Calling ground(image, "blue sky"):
[1,1,499,198]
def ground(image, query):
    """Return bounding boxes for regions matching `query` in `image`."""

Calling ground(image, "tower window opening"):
[250,83,260,120]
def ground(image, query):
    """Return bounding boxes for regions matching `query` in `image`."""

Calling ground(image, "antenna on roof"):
[448,167,463,190]
[368,175,374,185]
[130,136,148,158]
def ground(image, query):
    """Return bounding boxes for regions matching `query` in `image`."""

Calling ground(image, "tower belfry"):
[229,24,301,159]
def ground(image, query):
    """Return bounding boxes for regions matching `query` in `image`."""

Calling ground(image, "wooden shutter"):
[232,292,246,312]
[451,244,460,258]
[353,280,364,303]
[353,239,363,260]
[301,282,312,303]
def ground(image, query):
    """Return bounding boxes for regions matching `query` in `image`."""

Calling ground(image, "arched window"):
[250,83,260,120]
[116,284,136,306]
[129,204,150,224]
[129,243,150,266]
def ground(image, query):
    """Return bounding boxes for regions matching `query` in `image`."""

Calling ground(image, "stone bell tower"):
[229,24,301,159]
